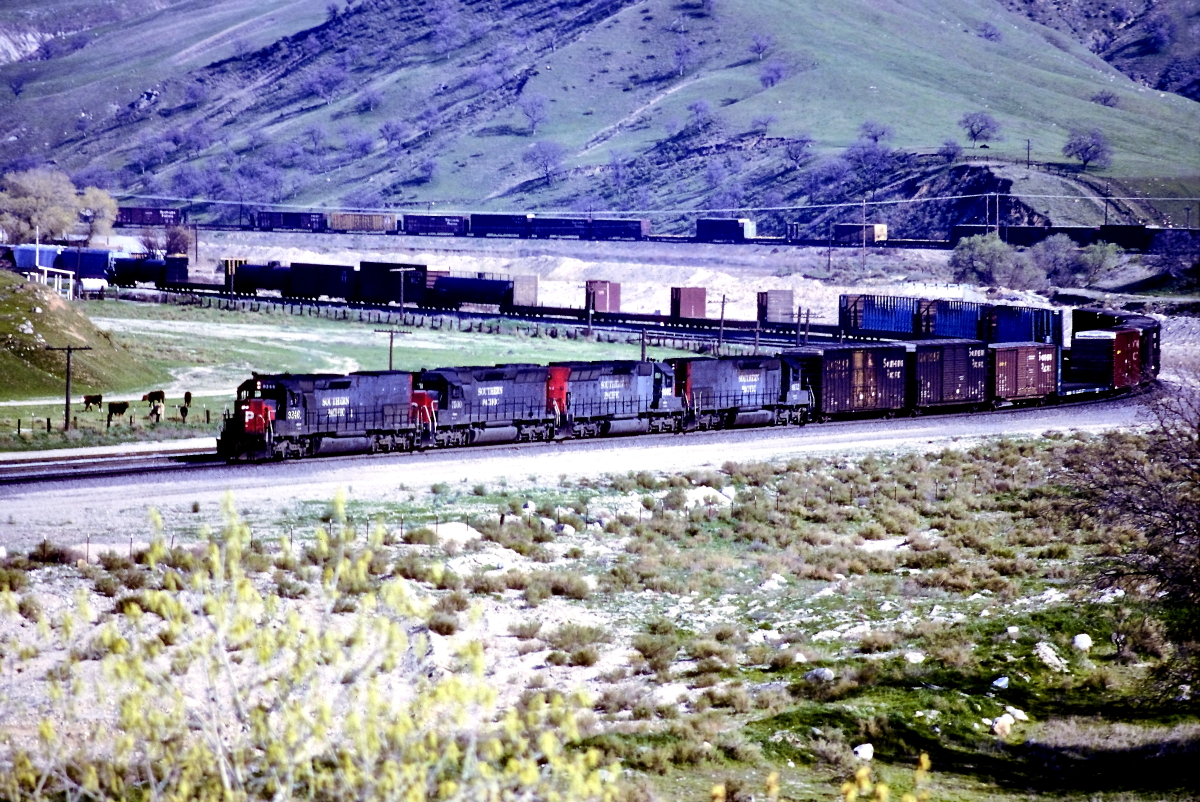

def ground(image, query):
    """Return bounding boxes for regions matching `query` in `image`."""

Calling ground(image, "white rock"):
[435,521,483,549]
[805,667,835,683]
[904,651,926,664]
[852,743,874,761]
[1006,626,1020,639]
[33,307,42,314]
[1072,633,1093,652]
[992,676,1010,689]
[0,547,6,560]
[686,487,731,507]
[1034,641,1070,673]
[879,601,897,612]
[1004,705,1028,722]
[555,523,576,537]
[992,713,1015,738]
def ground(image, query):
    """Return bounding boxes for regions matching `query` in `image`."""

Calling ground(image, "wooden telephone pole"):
[45,345,91,431]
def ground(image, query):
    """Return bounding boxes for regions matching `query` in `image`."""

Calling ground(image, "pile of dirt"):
[0,270,161,400]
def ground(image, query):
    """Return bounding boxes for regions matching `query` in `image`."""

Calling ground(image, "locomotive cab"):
[219,377,290,460]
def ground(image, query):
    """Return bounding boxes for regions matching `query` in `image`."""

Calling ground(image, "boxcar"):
[696,218,756,242]
[988,343,1058,403]
[758,290,795,324]
[256,212,327,232]
[115,207,183,228]
[290,262,356,300]
[402,214,469,236]
[358,261,425,305]
[784,344,907,418]
[470,214,532,238]
[833,223,887,244]
[907,339,988,408]
[529,217,589,239]
[589,219,650,240]
[425,274,513,309]
[1070,329,1140,389]
[327,212,397,234]
[586,280,621,313]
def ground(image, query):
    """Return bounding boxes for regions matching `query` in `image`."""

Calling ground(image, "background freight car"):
[290,262,356,300]
[757,290,795,324]
[589,218,650,240]
[907,339,988,407]
[402,214,468,236]
[917,299,990,339]
[115,207,182,227]
[471,214,532,238]
[585,280,620,313]
[425,274,513,309]
[695,218,756,242]
[529,217,589,239]
[257,212,327,232]
[984,305,1063,345]
[1069,329,1140,388]
[988,342,1058,402]
[511,275,538,307]
[839,294,920,336]
[785,344,907,416]
[53,248,113,280]
[833,223,888,244]
[670,287,707,319]
[358,261,425,305]
[327,212,397,233]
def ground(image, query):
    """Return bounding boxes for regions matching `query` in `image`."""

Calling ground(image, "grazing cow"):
[150,401,164,424]
[83,394,103,411]
[142,390,165,406]
[106,401,130,425]
[183,391,192,408]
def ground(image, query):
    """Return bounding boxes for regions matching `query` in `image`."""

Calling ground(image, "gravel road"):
[0,394,1152,552]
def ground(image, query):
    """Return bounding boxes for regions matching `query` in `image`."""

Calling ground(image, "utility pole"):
[1104,181,1110,226]
[1026,139,1031,170]
[718,294,726,353]
[1186,206,1193,230]
[46,345,91,432]
[390,266,420,309]
[861,197,867,271]
[373,329,411,370]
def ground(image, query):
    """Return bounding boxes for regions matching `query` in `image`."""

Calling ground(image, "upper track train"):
[217,296,1159,461]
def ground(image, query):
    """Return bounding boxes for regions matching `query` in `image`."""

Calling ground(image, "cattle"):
[142,390,165,406]
[183,391,192,408]
[106,401,130,426]
[83,394,103,411]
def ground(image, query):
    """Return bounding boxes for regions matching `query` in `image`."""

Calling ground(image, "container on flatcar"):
[289,262,356,300]
[470,213,533,238]
[1070,329,1140,389]
[402,214,468,236]
[115,207,182,228]
[1074,307,1159,382]
[511,275,538,308]
[839,294,919,336]
[696,218,756,242]
[907,339,988,407]
[529,217,589,239]
[984,304,1063,345]
[988,342,1058,401]
[915,299,990,339]
[163,255,189,286]
[757,290,794,324]
[358,261,425,305]
[833,223,887,244]
[256,211,327,232]
[586,280,621,313]
[327,212,397,233]
[670,287,707,319]
[53,248,113,280]
[783,344,907,416]
[589,218,650,240]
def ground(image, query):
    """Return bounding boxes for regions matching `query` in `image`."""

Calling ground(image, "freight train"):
[113,206,1196,252]
[217,298,1159,461]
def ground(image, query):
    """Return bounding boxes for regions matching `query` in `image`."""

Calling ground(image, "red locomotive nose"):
[241,399,275,434]
[411,391,438,425]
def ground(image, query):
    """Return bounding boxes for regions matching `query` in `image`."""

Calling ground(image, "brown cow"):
[142,390,165,406]
[106,401,130,426]
[83,394,102,411]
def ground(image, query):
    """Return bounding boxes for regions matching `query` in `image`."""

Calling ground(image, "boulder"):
[992,713,1015,738]
[904,651,926,664]
[991,676,1010,689]
[805,667,835,683]
[852,743,874,761]
[1072,633,1093,652]
[1034,641,1070,673]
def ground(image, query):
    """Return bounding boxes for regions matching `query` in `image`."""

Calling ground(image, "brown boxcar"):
[988,343,1058,401]
[586,280,621,313]
[833,223,887,244]
[1070,329,1140,388]
[783,344,907,416]
[403,214,468,236]
[670,287,707,319]
[908,339,988,408]
[327,212,397,233]
[757,290,795,324]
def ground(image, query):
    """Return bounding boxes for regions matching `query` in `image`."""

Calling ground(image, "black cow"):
[106,401,130,426]
[183,391,192,408]
[83,394,102,411]
[142,390,165,406]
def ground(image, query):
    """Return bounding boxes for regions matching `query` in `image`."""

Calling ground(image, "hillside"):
[0,0,1197,230]
[0,270,162,398]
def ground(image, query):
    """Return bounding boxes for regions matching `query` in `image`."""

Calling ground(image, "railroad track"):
[0,447,222,485]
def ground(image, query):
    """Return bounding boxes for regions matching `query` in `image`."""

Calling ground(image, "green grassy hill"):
[0,0,1196,228]
[0,270,162,399]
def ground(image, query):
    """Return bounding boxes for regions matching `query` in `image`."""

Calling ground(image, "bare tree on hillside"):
[748,33,774,61]
[958,111,1000,147]
[519,93,549,135]
[380,119,408,149]
[1062,128,1112,170]
[784,135,815,169]
[673,34,695,76]
[759,61,785,88]
[523,141,567,184]
[858,120,893,144]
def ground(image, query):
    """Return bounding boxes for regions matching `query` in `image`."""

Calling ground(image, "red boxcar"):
[989,343,1058,401]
